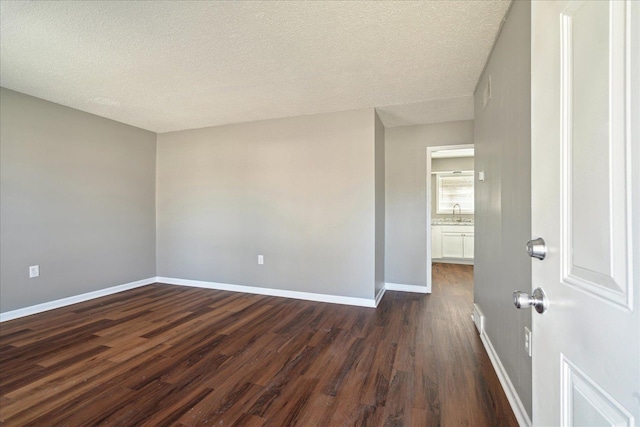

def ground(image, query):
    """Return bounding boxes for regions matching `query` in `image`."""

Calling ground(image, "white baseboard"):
[0,277,156,323]
[375,286,386,306]
[480,328,532,427]
[0,276,380,322]
[384,282,429,293]
[432,259,474,266]
[156,277,377,308]
[473,303,485,334]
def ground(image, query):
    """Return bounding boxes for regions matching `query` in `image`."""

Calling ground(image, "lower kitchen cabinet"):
[432,225,474,261]
[431,226,443,258]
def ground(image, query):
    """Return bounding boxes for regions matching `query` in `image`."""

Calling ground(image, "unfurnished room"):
[1,1,638,426]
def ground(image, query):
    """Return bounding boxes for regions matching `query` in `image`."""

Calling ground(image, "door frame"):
[426,143,474,292]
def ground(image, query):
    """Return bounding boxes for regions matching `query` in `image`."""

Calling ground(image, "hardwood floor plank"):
[358,339,397,408]
[353,404,384,427]
[382,370,411,426]
[322,336,365,397]
[2,345,169,425]
[162,352,229,389]
[248,346,318,417]
[34,384,136,427]
[260,376,319,427]
[0,318,113,358]
[141,386,216,427]
[292,392,334,427]
[0,355,120,421]
[230,413,266,427]
[0,265,518,426]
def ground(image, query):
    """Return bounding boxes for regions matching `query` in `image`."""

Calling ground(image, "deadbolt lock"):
[526,237,546,260]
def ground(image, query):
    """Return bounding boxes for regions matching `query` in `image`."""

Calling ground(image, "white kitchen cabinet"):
[463,234,474,259]
[442,232,464,258]
[431,226,443,258]
[439,225,474,260]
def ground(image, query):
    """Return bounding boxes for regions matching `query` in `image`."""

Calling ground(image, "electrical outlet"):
[524,326,532,357]
[257,255,264,265]
[29,265,40,278]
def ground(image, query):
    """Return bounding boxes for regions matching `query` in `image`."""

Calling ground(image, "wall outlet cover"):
[29,265,40,278]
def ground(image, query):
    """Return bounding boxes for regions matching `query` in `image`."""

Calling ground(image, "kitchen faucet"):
[452,203,462,222]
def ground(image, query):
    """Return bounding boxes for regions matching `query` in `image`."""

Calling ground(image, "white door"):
[530,1,639,425]
[462,233,474,259]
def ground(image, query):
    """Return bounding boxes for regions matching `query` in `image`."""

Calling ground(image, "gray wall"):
[374,112,385,297]
[156,108,380,300]
[431,156,475,219]
[385,120,474,286]
[0,88,157,312]
[473,0,532,418]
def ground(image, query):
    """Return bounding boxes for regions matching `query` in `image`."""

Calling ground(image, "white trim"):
[431,169,474,175]
[434,259,474,266]
[375,286,386,306]
[0,276,380,323]
[426,144,475,294]
[385,282,429,294]
[480,328,532,427]
[156,277,377,308]
[561,354,634,426]
[472,303,485,334]
[0,277,156,323]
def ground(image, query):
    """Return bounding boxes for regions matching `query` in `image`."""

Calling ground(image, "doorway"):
[426,144,475,292]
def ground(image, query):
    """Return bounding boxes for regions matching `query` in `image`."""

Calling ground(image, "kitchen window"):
[436,172,474,214]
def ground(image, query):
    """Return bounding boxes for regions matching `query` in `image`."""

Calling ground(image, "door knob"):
[513,287,548,314]
[526,237,546,260]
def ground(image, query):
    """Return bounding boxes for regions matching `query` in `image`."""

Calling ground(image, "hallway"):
[425,263,517,425]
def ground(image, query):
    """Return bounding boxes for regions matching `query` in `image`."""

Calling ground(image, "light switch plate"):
[482,75,492,109]
[525,326,532,357]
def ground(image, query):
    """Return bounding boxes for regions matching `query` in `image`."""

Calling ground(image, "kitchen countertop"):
[431,219,474,226]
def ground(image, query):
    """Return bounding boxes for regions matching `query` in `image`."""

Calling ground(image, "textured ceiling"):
[0,1,510,133]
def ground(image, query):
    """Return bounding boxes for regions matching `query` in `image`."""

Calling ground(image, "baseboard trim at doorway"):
[156,277,378,308]
[432,259,474,266]
[479,328,532,427]
[385,283,429,293]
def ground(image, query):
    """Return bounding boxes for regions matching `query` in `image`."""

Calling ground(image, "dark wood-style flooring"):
[0,263,517,426]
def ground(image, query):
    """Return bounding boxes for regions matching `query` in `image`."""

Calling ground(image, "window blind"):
[437,173,474,214]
